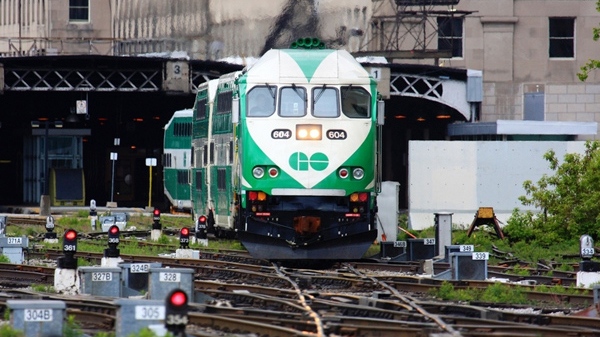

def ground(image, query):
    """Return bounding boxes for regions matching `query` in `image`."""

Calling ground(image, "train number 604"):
[327,129,347,139]
[272,129,292,139]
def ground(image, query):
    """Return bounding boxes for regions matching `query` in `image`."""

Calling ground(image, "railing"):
[0,37,198,58]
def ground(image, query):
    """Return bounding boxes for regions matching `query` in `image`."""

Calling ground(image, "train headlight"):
[353,168,365,180]
[296,124,322,140]
[252,167,265,178]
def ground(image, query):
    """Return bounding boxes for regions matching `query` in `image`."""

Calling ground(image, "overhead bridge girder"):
[0,56,236,93]
[389,72,472,121]
[4,68,161,92]
[3,67,221,93]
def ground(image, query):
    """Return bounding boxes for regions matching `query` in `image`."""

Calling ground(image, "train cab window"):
[341,87,370,118]
[280,86,306,117]
[312,87,339,117]
[247,87,275,117]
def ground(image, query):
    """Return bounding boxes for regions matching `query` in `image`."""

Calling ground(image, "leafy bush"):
[0,325,24,337]
[514,141,600,244]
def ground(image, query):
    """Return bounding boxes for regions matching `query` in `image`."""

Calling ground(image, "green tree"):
[579,1,600,81]
[510,141,600,243]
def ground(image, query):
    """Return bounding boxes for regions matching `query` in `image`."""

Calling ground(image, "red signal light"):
[198,215,207,223]
[65,229,77,241]
[169,290,187,306]
[165,288,189,332]
[63,229,78,255]
[179,227,190,248]
[109,226,119,235]
[153,209,160,216]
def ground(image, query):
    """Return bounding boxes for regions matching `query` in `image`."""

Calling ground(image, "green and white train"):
[167,38,384,260]
[162,108,193,212]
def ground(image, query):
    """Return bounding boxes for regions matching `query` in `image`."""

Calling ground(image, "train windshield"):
[279,86,306,117]
[341,87,370,118]
[312,86,339,117]
[247,86,276,117]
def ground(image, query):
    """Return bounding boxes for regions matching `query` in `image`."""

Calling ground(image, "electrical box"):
[78,266,122,297]
[407,238,436,261]
[148,267,194,300]
[0,236,28,264]
[7,300,66,336]
[120,262,162,297]
[450,252,488,280]
[114,299,166,337]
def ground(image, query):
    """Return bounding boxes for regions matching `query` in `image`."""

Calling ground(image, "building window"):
[437,17,463,58]
[69,0,89,22]
[549,17,574,58]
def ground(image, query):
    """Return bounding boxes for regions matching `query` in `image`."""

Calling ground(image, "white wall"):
[408,141,588,230]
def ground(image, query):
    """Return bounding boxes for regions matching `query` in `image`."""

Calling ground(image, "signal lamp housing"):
[179,227,190,249]
[165,288,189,334]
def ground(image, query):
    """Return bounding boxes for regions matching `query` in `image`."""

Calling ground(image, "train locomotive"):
[162,108,193,212]
[168,38,384,260]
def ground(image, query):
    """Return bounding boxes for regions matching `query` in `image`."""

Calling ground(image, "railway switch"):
[165,288,189,336]
[105,225,120,258]
[89,199,97,231]
[179,227,190,249]
[580,235,595,261]
[59,229,78,269]
[45,215,57,239]
[579,234,600,275]
[89,199,97,216]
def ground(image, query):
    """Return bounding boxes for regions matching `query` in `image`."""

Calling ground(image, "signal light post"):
[179,227,190,249]
[55,229,79,294]
[151,208,162,241]
[102,225,123,267]
[106,225,120,257]
[165,288,189,336]
[59,229,78,269]
[195,216,208,247]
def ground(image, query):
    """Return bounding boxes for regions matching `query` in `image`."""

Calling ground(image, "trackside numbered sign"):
[472,252,489,260]
[24,309,52,322]
[135,305,165,320]
[130,263,151,273]
[459,245,474,252]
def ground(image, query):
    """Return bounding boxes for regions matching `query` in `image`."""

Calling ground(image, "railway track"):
[0,248,598,336]
[2,216,600,335]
